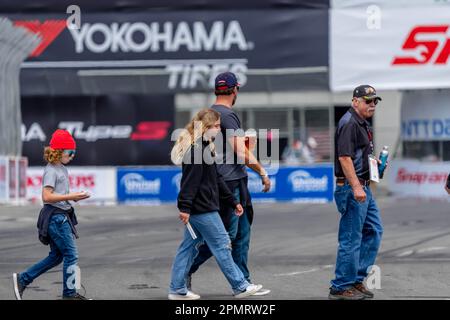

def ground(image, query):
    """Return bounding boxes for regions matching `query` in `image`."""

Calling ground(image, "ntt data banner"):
[9,10,327,92]
[401,90,450,141]
[330,6,450,91]
[117,165,334,204]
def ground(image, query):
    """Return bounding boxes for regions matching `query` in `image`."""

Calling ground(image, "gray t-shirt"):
[42,163,71,211]
[211,104,248,181]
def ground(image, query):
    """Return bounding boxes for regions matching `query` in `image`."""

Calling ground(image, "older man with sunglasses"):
[329,85,384,300]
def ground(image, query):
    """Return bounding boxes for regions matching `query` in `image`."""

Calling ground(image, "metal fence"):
[0,17,40,157]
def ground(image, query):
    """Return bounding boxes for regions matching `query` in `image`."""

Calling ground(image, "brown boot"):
[353,283,374,299]
[328,287,366,300]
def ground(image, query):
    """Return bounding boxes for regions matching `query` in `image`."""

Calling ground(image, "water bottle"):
[378,146,389,179]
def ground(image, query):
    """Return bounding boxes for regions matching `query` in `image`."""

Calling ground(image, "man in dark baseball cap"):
[353,85,382,102]
[329,84,384,300]
[215,72,240,91]
[214,72,241,106]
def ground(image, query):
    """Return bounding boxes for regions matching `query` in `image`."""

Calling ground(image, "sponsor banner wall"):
[117,165,334,204]
[330,7,450,91]
[401,90,450,141]
[0,157,28,204]
[27,166,117,204]
[8,10,328,92]
[21,94,174,166]
[0,157,8,203]
[387,160,450,197]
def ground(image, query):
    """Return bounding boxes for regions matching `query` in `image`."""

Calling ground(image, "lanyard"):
[365,124,374,155]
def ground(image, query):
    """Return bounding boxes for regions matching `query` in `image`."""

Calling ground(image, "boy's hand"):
[235,204,244,216]
[72,191,90,202]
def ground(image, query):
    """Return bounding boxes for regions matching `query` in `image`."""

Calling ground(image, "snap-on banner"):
[330,4,450,91]
[387,160,450,198]
[116,165,334,204]
[21,94,175,166]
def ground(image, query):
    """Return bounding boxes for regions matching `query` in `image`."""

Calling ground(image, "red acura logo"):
[14,20,66,57]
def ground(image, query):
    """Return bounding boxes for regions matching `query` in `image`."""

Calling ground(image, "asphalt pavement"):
[1,196,449,300]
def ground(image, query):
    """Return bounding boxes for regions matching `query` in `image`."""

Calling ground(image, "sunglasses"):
[362,98,379,105]
[63,150,76,157]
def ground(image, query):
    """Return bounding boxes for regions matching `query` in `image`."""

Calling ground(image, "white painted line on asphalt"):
[396,250,414,257]
[274,268,318,276]
[416,246,447,253]
[274,265,333,277]
[400,258,450,261]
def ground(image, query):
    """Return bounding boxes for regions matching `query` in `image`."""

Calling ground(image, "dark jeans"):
[188,187,252,282]
[330,183,383,291]
[19,213,79,297]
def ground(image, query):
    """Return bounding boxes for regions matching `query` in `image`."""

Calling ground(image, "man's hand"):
[235,204,244,216]
[353,186,367,202]
[179,212,190,224]
[262,175,271,193]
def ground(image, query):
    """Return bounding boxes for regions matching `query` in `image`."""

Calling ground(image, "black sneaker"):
[12,273,26,300]
[62,293,92,300]
[328,287,366,300]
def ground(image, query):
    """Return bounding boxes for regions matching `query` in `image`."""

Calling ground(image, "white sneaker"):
[12,273,25,300]
[234,284,263,299]
[168,290,201,300]
[252,287,271,296]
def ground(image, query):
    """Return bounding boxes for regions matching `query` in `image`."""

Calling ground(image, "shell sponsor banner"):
[27,166,117,205]
[330,6,450,91]
[117,165,334,204]
[387,160,450,197]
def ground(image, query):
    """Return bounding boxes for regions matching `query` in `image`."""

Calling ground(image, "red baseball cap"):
[49,129,76,150]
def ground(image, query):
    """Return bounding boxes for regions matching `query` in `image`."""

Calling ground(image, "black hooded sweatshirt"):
[177,139,238,214]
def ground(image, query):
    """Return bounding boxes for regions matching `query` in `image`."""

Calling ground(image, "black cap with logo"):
[353,85,382,101]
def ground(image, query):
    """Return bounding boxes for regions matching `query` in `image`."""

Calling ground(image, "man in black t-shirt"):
[187,72,271,296]
[329,85,384,300]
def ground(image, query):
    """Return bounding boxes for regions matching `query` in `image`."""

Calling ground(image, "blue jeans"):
[331,183,383,291]
[19,213,79,297]
[188,187,252,282]
[169,211,249,295]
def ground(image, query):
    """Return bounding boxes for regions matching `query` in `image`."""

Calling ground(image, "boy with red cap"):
[12,129,91,300]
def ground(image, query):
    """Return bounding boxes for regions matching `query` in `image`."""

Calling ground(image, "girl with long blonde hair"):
[171,108,220,165]
[168,109,262,300]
